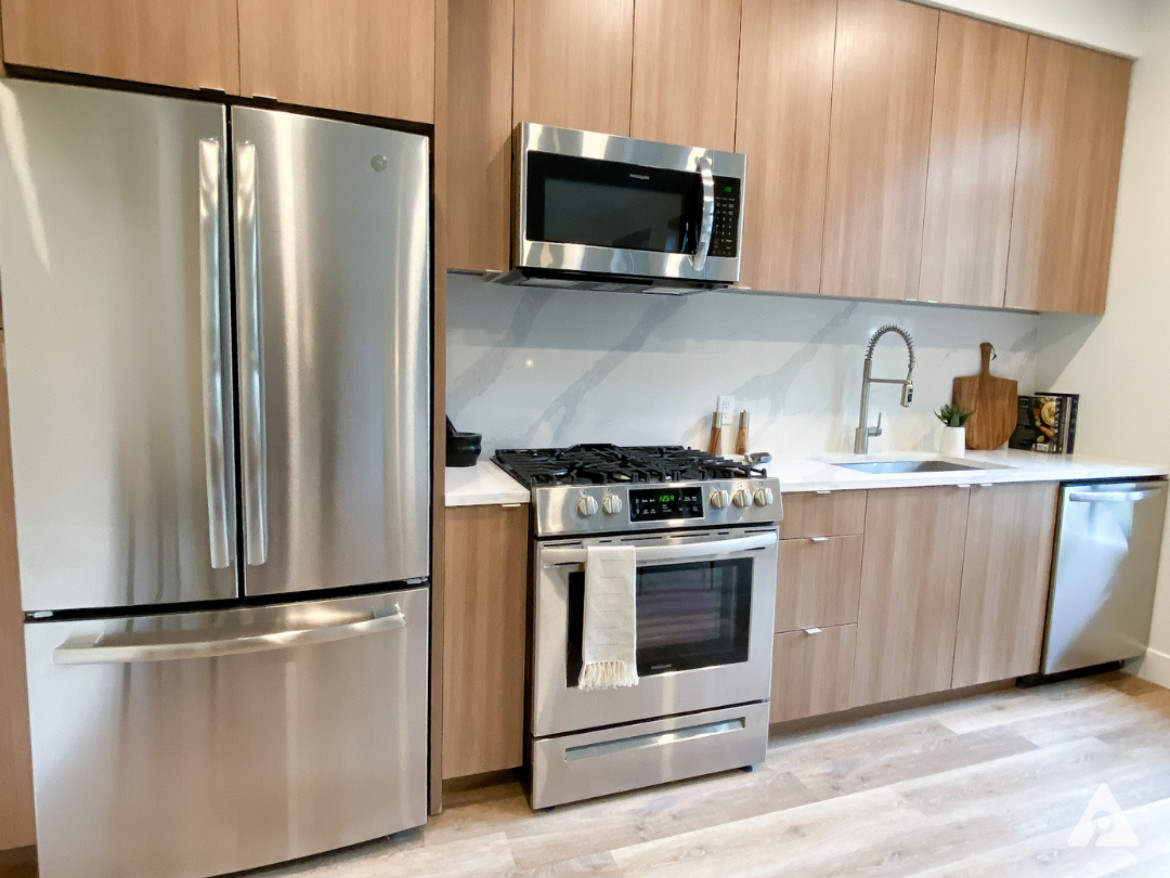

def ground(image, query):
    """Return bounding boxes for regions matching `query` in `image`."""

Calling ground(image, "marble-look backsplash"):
[446,272,1041,458]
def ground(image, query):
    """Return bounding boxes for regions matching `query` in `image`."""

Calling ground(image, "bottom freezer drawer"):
[24,588,429,878]
[530,701,769,809]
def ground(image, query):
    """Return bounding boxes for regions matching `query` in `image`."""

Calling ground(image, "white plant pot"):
[940,426,967,456]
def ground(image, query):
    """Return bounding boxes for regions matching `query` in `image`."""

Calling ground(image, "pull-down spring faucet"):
[854,324,916,454]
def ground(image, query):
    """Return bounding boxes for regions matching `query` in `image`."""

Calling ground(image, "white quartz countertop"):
[768,449,1168,494]
[445,450,1167,506]
[445,460,531,506]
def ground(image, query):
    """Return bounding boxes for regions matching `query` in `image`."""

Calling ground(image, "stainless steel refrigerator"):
[0,80,431,878]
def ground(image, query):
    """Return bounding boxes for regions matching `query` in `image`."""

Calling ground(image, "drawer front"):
[770,625,857,723]
[779,491,867,539]
[776,534,863,631]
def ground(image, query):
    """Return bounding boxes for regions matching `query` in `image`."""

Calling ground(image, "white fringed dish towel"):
[577,544,639,691]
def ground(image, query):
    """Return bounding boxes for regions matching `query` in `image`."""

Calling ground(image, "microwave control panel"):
[709,176,741,259]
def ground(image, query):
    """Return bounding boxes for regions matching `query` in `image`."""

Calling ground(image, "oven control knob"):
[602,494,623,515]
[753,487,775,507]
[732,488,751,509]
[710,489,730,509]
[576,495,599,517]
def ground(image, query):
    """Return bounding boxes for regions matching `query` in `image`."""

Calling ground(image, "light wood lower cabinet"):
[0,329,35,851]
[442,503,529,780]
[852,487,970,707]
[771,625,856,723]
[952,483,1058,688]
[776,535,863,632]
[778,490,867,540]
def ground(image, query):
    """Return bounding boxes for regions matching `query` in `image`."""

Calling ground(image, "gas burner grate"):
[492,444,767,488]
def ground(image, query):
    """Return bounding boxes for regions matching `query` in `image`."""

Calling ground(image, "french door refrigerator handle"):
[235,140,268,566]
[198,138,232,570]
[691,155,715,272]
[52,607,406,665]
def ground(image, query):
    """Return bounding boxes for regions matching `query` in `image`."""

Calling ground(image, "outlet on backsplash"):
[717,395,735,426]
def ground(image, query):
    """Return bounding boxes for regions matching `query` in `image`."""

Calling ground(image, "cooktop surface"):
[493,444,768,488]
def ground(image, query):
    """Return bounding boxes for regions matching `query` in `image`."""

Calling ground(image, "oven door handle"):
[541,531,777,567]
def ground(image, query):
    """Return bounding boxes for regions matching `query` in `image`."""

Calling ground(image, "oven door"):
[514,123,744,285]
[532,527,777,738]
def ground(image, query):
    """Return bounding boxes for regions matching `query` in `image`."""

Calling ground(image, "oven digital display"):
[629,487,704,522]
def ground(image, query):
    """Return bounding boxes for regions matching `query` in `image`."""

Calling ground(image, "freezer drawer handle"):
[198,138,232,570]
[52,607,405,665]
[235,140,268,566]
[1068,488,1165,503]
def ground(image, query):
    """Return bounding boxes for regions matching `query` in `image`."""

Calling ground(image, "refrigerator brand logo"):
[1068,784,1139,847]
[370,154,388,173]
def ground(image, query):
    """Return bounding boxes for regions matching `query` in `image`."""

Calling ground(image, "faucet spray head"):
[901,376,914,407]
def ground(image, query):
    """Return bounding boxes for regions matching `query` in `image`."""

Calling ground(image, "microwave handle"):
[691,156,715,272]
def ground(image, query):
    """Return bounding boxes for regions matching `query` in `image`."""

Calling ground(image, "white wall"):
[448,273,1038,458]
[918,0,1151,57]
[1036,0,1170,686]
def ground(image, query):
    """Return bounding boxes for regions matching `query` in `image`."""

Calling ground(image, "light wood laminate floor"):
[236,671,1170,878]
[6,672,1167,878]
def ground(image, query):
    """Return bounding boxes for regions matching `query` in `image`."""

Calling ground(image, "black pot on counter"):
[446,417,482,467]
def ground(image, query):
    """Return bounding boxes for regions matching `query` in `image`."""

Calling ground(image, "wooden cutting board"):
[952,342,1017,450]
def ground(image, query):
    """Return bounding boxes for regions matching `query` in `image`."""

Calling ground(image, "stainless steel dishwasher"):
[1043,479,1168,674]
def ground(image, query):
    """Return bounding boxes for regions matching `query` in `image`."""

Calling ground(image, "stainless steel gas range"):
[493,445,783,809]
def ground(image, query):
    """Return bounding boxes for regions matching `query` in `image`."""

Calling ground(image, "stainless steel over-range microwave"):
[497,122,746,294]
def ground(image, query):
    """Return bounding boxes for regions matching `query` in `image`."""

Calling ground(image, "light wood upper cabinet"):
[852,486,969,707]
[735,0,836,295]
[513,0,634,136]
[821,0,939,301]
[952,483,1058,688]
[442,504,530,780]
[447,0,514,272]
[0,330,35,852]
[238,0,435,123]
[631,0,741,151]
[920,13,1027,308]
[1005,36,1131,314]
[1,0,240,92]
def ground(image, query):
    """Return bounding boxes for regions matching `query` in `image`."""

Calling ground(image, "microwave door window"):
[528,153,697,255]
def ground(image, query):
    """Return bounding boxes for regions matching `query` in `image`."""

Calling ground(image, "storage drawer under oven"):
[530,702,769,809]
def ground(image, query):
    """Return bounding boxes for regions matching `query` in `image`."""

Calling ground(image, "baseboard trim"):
[1136,647,1170,689]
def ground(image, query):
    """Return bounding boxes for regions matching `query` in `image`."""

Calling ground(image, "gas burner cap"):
[493,444,768,489]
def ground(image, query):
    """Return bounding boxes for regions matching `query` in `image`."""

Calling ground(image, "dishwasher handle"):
[1068,487,1166,504]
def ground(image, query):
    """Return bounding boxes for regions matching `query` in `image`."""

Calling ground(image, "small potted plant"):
[935,404,974,455]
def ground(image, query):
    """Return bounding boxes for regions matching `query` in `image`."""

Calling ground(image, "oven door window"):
[527,152,699,254]
[566,558,753,685]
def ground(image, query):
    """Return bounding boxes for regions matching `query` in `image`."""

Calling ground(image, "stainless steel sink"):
[833,459,988,475]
